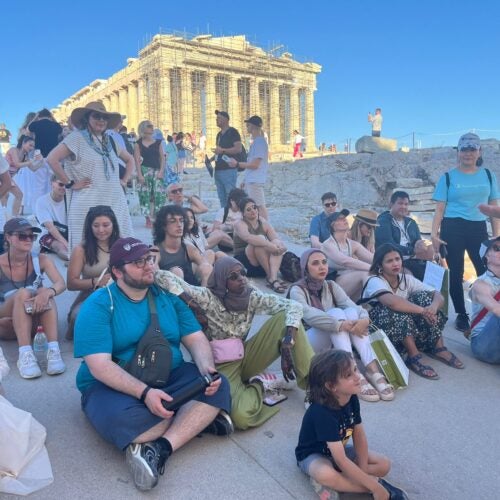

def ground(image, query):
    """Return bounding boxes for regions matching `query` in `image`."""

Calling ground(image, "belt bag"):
[210,338,244,364]
[125,291,172,388]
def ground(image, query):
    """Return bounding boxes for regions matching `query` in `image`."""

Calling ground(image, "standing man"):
[35,175,69,260]
[74,237,231,492]
[368,108,383,137]
[106,115,131,180]
[309,192,339,248]
[213,110,242,207]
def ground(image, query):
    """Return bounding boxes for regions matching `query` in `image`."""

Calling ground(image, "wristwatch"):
[65,180,75,189]
[282,334,295,347]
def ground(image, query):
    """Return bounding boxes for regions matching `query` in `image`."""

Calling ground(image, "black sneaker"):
[202,410,234,436]
[125,439,170,491]
[378,478,409,500]
[455,313,470,332]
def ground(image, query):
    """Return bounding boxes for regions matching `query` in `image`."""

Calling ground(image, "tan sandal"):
[366,372,395,401]
[358,376,380,402]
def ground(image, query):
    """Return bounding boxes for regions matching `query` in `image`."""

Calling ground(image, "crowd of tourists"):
[0,101,498,500]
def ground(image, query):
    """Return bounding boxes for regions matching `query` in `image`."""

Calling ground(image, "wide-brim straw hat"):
[354,209,379,227]
[70,101,121,129]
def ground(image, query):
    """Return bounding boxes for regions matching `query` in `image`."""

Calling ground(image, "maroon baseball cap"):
[4,218,41,234]
[109,237,157,267]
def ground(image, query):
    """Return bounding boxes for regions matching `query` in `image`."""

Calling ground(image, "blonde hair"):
[138,120,153,138]
[350,219,375,252]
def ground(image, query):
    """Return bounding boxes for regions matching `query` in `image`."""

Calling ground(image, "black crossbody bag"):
[125,292,173,387]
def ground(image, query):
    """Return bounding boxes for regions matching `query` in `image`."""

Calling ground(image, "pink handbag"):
[210,338,244,364]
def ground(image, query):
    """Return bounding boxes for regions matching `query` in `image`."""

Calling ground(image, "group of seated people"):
[0,181,498,496]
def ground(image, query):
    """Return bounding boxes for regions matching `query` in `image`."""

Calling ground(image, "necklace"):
[7,252,29,289]
[116,283,147,303]
[382,273,402,292]
[97,244,110,254]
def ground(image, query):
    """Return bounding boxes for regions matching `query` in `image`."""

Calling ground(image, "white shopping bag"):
[0,395,54,495]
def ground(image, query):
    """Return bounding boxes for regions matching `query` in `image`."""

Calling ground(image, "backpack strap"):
[147,291,161,333]
[445,172,450,202]
[485,168,493,196]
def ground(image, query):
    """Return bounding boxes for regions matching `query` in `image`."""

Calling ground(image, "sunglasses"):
[324,202,337,208]
[170,188,183,194]
[89,112,108,121]
[459,146,478,152]
[12,232,37,242]
[227,268,247,281]
[124,255,156,268]
[245,204,258,212]
[492,245,500,252]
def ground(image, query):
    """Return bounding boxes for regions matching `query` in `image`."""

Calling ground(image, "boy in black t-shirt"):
[296,350,408,499]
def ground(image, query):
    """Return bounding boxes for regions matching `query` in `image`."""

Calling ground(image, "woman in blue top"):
[431,133,499,332]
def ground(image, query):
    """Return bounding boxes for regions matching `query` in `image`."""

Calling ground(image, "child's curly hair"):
[306,350,354,409]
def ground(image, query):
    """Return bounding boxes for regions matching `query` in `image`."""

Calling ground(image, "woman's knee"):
[343,307,361,321]
[326,308,347,321]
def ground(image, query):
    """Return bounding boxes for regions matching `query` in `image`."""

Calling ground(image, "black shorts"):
[234,252,266,278]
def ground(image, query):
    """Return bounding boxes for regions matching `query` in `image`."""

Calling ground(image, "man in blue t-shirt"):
[74,237,231,492]
[309,192,339,248]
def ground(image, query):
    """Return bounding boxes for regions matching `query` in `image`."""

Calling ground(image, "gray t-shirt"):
[470,271,500,337]
[245,136,269,184]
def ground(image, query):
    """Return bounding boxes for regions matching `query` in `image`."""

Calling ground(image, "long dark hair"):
[82,206,120,266]
[153,205,186,245]
[223,188,247,223]
[238,197,257,220]
[184,208,199,237]
[16,135,34,150]
[306,350,354,409]
[369,243,408,291]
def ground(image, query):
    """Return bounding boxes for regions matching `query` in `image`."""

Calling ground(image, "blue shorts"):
[298,445,356,475]
[81,362,231,450]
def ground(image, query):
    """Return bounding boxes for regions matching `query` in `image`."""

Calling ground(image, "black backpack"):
[279,251,302,283]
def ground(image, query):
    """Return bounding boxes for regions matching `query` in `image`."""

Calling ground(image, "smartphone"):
[221,154,231,162]
[34,149,41,156]
[263,393,288,407]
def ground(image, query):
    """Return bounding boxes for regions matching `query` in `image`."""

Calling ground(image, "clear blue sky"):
[2,0,500,149]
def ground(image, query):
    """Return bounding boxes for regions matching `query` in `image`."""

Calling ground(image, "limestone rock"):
[355,136,398,154]
[396,178,424,188]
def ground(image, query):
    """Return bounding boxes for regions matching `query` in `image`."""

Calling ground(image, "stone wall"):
[264,141,500,243]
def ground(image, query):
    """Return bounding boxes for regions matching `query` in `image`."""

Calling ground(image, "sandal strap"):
[366,372,394,392]
[430,346,448,355]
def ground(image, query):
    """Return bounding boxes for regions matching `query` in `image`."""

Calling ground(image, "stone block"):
[396,178,424,188]
[355,136,398,153]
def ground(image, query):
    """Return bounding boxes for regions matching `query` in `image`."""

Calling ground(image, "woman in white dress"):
[47,102,135,250]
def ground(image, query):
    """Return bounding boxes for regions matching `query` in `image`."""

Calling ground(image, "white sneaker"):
[47,348,66,375]
[249,372,295,391]
[0,347,10,378]
[17,350,42,379]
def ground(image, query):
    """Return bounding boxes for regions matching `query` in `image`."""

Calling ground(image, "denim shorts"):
[81,362,231,450]
[298,445,356,475]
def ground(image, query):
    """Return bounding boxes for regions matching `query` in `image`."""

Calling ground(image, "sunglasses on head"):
[170,188,183,194]
[227,268,247,281]
[12,232,37,242]
[89,112,108,121]
[324,201,337,208]
[124,255,156,268]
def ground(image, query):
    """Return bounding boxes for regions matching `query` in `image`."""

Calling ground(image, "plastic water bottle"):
[33,326,48,369]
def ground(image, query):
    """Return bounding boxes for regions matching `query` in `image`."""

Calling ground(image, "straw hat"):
[354,209,379,227]
[70,101,121,129]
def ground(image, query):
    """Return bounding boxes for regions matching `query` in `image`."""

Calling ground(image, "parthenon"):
[52,32,321,152]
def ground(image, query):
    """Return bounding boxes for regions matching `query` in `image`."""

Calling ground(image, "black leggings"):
[441,217,488,315]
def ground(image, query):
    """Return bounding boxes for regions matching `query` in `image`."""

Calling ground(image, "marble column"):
[180,69,193,133]
[127,82,138,132]
[228,76,241,131]
[205,72,218,148]
[118,87,127,120]
[269,82,280,148]
[159,69,172,133]
[109,91,119,113]
[290,87,300,141]
[305,89,316,151]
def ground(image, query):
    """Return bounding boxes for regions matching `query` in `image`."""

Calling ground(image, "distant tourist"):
[431,133,499,332]
[106,115,133,180]
[28,109,62,157]
[375,191,434,280]
[211,187,247,250]
[228,115,269,220]
[213,110,243,207]
[166,182,208,214]
[367,108,383,137]
[0,124,12,154]
[17,112,36,140]
[309,192,339,248]
[292,129,303,158]
[134,120,166,228]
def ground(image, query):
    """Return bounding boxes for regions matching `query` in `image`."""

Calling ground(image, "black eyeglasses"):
[89,112,108,121]
[227,268,247,281]
[124,255,156,268]
[324,202,337,208]
[170,188,183,194]
[12,232,37,242]
[245,204,258,212]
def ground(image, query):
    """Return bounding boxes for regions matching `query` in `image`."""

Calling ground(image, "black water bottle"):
[162,372,220,411]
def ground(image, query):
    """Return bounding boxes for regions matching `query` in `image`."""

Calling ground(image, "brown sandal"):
[266,279,287,294]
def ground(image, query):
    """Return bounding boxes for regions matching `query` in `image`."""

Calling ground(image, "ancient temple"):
[52,33,321,152]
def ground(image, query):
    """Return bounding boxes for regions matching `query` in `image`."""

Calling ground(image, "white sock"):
[19,345,33,355]
[47,341,60,351]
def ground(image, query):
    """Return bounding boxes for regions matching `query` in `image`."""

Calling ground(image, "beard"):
[122,269,154,289]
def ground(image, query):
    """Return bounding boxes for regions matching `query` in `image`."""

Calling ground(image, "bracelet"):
[65,180,75,189]
[91,277,96,289]
[140,386,151,403]
[49,286,57,297]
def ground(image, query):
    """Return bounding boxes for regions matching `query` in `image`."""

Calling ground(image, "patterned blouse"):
[155,270,303,341]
